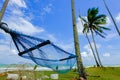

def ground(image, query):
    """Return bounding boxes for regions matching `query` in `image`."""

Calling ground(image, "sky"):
[0,0,120,66]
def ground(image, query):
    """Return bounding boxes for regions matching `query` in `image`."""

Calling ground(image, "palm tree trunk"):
[102,0,120,36]
[85,33,100,67]
[33,65,38,80]
[71,0,87,79]
[79,15,100,67]
[0,0,9,22]
[91,29,103,67]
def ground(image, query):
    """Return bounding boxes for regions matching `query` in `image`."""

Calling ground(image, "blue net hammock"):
[0,22,76,74]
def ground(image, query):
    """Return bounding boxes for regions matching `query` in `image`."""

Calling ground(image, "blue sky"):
[0,0,120,66]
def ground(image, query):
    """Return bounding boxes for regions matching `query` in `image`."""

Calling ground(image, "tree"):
[71,0,87,79]
[102,0,120,36]
[80,16,100,67]
[80,8,110,67]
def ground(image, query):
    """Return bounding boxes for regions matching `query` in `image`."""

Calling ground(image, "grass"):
[86,67,120,80]
[0,67,120,80]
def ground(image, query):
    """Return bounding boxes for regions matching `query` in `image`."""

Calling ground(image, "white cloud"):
[101,52,120,66]
[84,42,101,50]
[2,0,45,35]
[59,43,74,52]
[81,43,101,62]
[41,3,53,16]
[81,52,88,57]
[103,53,110,57]
[43,3,52,13]
[0,45,9,51]
[6,17,44,35]
[116,13,120,22]
[10,0,27,8]
[0,43,33,64]
[77,17,84,35]
[107,45,113,49]
[84,44,93,56]
[12,9,23,16]
[47,34,57,42]
[0,40,17,55]
[105,33,118,41]
[11,49,18,55]
[105,17,111,27]
[0,38,10,44]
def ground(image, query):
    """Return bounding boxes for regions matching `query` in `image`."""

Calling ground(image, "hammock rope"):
[0,22,76,74]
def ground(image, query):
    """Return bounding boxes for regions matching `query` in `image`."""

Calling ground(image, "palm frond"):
[92,25,103,33]
[98,26,110,30]
[88,8,98,22]
[94,30,106,38]
[83,24,89,33]
[94,15,106,23]
[79,16,87,23]
[94,15,106,20]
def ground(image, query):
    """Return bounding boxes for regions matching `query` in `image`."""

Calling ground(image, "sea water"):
[0,64,52,73]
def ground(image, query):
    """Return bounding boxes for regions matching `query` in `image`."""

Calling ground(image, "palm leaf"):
[98,26,110,30]
[83,24,89,33]
[94,15,106,20]
[88,8,98,22]
[92,25,108,38]
[94,30,105,38]
[79,16,87,23]
[92,25,103,33]
[94,15,106,24]
[80,16,90,33]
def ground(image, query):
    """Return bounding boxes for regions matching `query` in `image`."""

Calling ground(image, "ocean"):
[0,64,52,73]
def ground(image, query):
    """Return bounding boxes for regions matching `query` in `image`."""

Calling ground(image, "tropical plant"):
[71,0,87,79]
[80,7,110,67]
[80,16,100,67]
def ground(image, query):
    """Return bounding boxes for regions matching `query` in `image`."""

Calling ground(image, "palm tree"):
[80,16,100,67]
[80,8,110,67]
[0,0,9,22]
[102,0,120,36]
[71,0,87,79]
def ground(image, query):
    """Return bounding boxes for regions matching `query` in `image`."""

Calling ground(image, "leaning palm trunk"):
[102,0,120,36]
[91,29,103,67]
[33,65,38,80]
[71,0,87,79]
[80,15,100,67]
[85,33,100,67]
[0,0,9,22]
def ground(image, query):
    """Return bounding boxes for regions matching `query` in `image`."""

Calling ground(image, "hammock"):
[0,22,76,74]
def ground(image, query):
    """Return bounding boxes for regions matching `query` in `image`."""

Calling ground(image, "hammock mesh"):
[0,23,76,74]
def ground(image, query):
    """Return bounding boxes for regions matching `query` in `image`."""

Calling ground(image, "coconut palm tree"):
[80,8,110,67]
[71,0,87,79]
[102,0,120,36]
[80,16,100,67]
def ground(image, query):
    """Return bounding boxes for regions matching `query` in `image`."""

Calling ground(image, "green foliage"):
[86,67,120,80]
[80,7,110,38]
